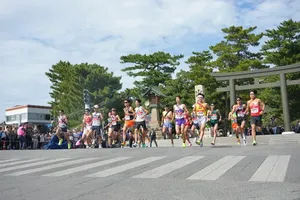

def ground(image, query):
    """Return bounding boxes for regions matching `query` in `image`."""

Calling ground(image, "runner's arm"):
[143,107,149,116]
[206,103,210,110]
[130,107,136,117]
[245,101,250,114]
[231,105,236,115]
[161,111,165,126]
[64,115,68,123]
[207,110,211,120]
[116,115,121,121]
[172,106,175,121]
[260,100,265,114]
[228,112,232,120]
[183,104,189,114]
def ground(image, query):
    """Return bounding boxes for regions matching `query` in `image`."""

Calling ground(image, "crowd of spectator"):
[0,123,88,150]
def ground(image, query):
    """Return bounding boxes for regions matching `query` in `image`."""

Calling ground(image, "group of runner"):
[55,90,265,148]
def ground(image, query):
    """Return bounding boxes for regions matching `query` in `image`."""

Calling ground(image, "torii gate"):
[210,63,300,132]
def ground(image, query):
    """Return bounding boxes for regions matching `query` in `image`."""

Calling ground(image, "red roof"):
[5,105,52,112]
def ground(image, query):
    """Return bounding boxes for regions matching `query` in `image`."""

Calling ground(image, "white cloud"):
[0,0,299,120]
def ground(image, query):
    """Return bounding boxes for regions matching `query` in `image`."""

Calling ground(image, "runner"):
[229,105,239,144]
[134,99,149,148]
[193,93,209,147]
[122,99,135,147]
[231,97,247,145]
[173,96,189,148]
[245,90,265,146]
[207,103,222,145]
[82,108,93,148]
[92,105,103,148]
[56,110,71,149]
[161,105,174,147]
[183,111,192,147]
[107,108,121,148]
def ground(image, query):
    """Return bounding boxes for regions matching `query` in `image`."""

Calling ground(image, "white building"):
[5,105,52,125]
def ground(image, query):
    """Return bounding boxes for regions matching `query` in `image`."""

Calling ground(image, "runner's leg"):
[168,125,174,146]
[211,123,218,145]
[241,120,247,145]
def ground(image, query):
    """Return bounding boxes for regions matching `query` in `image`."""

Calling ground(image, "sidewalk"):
[155,134,300,147]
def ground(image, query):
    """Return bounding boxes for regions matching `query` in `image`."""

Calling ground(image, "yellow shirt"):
[195,103,207,117]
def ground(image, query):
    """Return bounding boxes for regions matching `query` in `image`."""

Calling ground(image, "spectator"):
[18,123,28,150]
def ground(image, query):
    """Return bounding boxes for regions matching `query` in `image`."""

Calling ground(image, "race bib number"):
[193,120,198,124]
[211,115,217,120]
[112,121,117,125]
[251,108,259,114]
[197,112,204,117]
[125,116,130,120]
[237,112,244,117]
[175,114,183,119]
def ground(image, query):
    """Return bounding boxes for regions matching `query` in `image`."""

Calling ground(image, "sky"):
[1,0,300,121]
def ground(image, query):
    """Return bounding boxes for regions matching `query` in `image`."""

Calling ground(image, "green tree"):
[261,19,300,123]
[210,26,265,73]
[120,51,184,89]
[46,61,122,127]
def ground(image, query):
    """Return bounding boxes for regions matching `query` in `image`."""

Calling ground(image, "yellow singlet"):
[195,103,207,117]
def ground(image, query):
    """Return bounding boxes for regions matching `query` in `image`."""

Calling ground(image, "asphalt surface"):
[0,140,300,200]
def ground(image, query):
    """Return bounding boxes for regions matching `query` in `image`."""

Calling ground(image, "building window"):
[6,115,17,122]
[21,113,27,121]
[28,113,51,120]
[45,114,51,120]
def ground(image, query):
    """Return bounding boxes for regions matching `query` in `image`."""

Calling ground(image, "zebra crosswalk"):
[0,155,294,183]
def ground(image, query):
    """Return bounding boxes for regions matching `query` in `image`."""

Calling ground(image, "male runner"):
[245,90,265,146]
[207,103,222,145]
[173,96,189,148]
[193,93,209,147]
[134,99,149,148]
[92,105,103,148]
[161,105,174,146]
[122,99,135,147]
[56,110,71,149]
[231,97,247,145]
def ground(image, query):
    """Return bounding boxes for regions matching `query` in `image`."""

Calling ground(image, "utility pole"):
[83,89,91,110]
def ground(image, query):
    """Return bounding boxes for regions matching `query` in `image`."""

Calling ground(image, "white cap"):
[93,105,99,109]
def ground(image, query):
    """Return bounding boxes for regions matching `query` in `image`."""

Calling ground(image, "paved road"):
[158,134,300,147]
[1,143,300,200]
